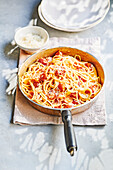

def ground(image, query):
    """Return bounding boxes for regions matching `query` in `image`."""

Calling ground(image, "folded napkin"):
[13,37,106,126]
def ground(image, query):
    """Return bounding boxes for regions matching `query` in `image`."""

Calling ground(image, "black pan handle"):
[61,110,77,156]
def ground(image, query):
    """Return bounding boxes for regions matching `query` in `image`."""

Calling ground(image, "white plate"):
[38,5,84,32]
[38,5,87,32]
[40,0,110,32]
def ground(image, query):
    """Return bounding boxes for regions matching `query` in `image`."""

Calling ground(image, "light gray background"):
[0,0,113,170]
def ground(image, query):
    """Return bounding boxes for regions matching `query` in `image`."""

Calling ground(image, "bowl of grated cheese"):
[14,26,49,53]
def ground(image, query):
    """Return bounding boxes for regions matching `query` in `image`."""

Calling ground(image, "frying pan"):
[18,47,105,156]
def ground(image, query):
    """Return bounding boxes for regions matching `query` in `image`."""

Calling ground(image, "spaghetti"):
[20,51,102,108]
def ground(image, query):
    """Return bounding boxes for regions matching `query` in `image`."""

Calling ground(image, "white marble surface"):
[0,0,113,170]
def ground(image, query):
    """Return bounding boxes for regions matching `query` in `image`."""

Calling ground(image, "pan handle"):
[61,110,77,156]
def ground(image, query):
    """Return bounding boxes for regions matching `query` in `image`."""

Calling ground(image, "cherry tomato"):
[38,58,47,66]
[58,82,64,92]
[72,100,79,105]
[39,73,47,82]
[55,51,63,56]
[70,92,77,98]
[31,80,39,88]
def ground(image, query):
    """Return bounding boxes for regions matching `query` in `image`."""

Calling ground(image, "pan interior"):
[18,47,105,115]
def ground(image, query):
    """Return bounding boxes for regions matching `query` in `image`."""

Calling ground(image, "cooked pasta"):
[19,51,102,108]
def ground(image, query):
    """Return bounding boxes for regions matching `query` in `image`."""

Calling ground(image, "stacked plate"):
[38,0,110,32]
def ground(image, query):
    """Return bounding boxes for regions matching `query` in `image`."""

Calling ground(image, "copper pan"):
[18,47,105,156]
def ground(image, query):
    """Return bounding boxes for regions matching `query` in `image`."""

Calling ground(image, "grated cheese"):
[19,33,45,48]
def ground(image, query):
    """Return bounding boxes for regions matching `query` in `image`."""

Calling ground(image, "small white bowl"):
[14,26,49,53]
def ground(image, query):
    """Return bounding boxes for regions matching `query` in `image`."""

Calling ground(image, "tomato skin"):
[74,65,82,70]
[70,92,77,98]
[33,82,39,88]
[58,82,64,92]
[55,51,63,56]
[28,91,34,99]
[30,91,34,96]
[55,70,59,76]
[72,100,79,105]
[33,81,39,88]
[38,58,47,66]
[39,73,47,82]
[54,105,62,108]
[55,69,65,77]
[85,63,92,68]
[85,90,90,94]
[31,80,39,88]
[64,104,73,108]
[78,76,86,82]
[38,57,53,66]
[85,63,93,71]
[78,81,82,86]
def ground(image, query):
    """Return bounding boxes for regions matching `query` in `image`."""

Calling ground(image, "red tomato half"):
[39,73,47,82]
[55,51,63,56]
[38,58,47,66]
[58,82,64,92]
